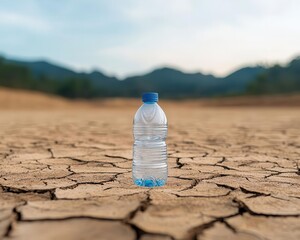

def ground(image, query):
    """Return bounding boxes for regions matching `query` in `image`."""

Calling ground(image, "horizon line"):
[1,52,299,80]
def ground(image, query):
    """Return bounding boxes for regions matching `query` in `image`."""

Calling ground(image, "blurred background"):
[0,0,300,107]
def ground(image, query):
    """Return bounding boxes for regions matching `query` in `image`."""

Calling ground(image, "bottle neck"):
[143,101,157,104]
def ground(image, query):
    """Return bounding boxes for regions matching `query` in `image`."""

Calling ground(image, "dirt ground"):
[0,90,300,240]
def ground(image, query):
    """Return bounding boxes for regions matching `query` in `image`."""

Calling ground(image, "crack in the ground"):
[122,191,172,240]
[296,164,300,176]
[40,172,75,181]
[1,184,54,195]
[215,183,236,191]
[47,148,54,158]
[188,212,241,240]
[172,191,231,198]
[4,201,26,238]
[68,156,127,166]
[58,172,122,191]
[240,187,271,198]
[176,158,184,169]
[233,198,300,217]
[188,194,282,240]
[104,154,131,161]
[179,179,200,192]
[264,171,282,179]
[217,156,226,164]
[215,164,239,171]
[15,216,120,222]
[125,191,151,221]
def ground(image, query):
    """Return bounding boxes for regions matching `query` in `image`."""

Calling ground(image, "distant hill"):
[247,57,300,95]
[6,59,77,80]
[6,59,120,89]
[3,58,123,97]
[221,66,266,94]
[122,67,217,98]
[0,55,299,98]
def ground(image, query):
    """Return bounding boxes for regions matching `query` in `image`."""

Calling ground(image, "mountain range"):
[1,56,299,98]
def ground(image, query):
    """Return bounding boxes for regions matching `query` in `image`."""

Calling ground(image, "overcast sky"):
[0,0,300,77]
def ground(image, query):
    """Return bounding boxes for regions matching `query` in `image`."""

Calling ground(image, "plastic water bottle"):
[132,92,168,187]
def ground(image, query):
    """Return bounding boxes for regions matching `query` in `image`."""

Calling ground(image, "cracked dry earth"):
[0,107,300,240]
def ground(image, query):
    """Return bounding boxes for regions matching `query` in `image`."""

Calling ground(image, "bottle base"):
[134,178,166,188]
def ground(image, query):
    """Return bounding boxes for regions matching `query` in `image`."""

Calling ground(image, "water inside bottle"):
[133,124,167,187]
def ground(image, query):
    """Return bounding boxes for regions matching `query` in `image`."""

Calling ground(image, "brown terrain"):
[0,88,300,240]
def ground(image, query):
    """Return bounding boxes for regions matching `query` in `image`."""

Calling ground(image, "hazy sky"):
[0,0,300,77]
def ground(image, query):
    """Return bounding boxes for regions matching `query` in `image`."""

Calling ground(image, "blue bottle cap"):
[142,92,159,103]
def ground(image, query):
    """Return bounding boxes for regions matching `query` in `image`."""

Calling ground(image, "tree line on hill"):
[0,57,100,98]
[247,58,300,95]
[0,56,299,99]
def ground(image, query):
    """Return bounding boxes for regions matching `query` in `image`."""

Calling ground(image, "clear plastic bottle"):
[132,92,168,187]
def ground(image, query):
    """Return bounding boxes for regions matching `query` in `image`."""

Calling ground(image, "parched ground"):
[0,106,300,240]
